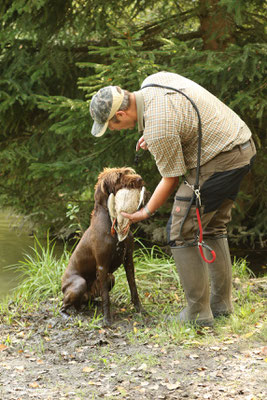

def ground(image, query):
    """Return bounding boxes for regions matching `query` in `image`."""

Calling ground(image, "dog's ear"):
[94,183,109,206]
[101,171,121,195]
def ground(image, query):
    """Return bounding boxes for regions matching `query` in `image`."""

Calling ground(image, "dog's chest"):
[109,241,127,272]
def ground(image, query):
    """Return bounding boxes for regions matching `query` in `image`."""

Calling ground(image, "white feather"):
[137,186,146,210]
[107,193,116,222]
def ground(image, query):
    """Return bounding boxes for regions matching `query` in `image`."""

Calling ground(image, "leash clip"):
[184,180,201,207]
[194,188,201,207]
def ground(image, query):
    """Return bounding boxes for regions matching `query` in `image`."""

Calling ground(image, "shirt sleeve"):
[147,135,186,177]
[143,94,187,177]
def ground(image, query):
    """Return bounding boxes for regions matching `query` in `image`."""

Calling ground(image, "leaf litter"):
[0,298,266,399]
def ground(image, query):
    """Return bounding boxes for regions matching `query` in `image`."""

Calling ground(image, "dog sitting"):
[61,167,145,326]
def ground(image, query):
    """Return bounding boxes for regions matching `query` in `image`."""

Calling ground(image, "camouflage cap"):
[90,86,124,137]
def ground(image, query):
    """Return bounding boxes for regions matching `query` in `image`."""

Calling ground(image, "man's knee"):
[203,199,234,237]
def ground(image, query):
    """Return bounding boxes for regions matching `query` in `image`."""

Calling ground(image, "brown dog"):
[61,167,144,326]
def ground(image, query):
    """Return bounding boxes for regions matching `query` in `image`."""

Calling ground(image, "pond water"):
[0,210,35,298]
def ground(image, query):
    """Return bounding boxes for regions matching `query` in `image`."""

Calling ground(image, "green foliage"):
[160,40,266,133]
[0,0,266,245]
[78,29,162,92]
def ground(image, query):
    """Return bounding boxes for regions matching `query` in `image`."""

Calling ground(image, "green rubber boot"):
[171,245,214,327]
[204,237,233,317]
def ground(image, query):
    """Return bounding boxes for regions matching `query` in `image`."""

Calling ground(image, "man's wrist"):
[144,204,153,218]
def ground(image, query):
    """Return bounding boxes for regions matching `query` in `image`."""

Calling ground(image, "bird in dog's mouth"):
[107,186,146,241]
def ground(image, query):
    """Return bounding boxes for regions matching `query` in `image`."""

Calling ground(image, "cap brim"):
[91,120,109,137]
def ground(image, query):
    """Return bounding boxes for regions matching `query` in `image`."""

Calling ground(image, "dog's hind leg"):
[61,276,88,313]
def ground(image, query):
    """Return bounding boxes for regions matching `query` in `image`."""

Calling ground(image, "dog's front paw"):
[59,308,72,320]
[134,302,146,314]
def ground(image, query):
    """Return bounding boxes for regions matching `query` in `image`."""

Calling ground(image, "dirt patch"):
[0,303,266,400]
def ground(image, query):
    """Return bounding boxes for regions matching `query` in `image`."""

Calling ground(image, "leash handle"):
[196,207,216,263]
[198,242,216,264]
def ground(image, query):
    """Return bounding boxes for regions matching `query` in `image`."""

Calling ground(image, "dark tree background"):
[0,0,266,246]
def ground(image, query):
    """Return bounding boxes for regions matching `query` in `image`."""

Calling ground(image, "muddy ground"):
[0,301,266,400]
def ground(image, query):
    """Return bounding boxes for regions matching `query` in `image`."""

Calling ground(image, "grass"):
[4,233,69,303]
[1,236,266,347]
[112,243,182,315]
[232,256,255,279]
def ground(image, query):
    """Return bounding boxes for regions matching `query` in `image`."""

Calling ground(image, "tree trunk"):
[198,0,235,50]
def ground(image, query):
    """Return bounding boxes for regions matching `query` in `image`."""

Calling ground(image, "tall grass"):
[232,256,255,279]
[112,242,182,311]
[6,234,70,303]
[3,236,266,344]
[5,237,259,308]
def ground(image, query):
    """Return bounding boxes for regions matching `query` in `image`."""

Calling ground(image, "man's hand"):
[136,136,148,151]
[121,208,148,224]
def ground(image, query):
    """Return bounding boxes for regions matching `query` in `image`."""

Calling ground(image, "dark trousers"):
[168,139,256,246]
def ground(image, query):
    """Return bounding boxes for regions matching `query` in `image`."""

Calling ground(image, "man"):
[90,71,256,326]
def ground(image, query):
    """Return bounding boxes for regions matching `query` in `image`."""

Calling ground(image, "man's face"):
[108,111,136,131]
